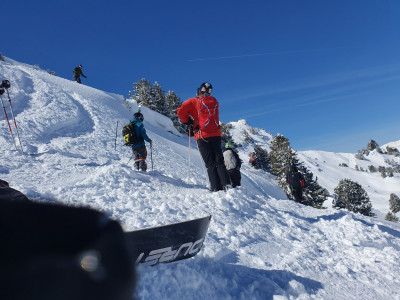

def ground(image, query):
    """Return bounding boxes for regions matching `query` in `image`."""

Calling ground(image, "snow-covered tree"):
[268,134,327,208]
[389,193,400,214]
[220,122,234,145]
[253,144,270,172]
[153,81,167,115]
[333,179,373,216]
[300,168,328,209]
[269,134,296,177]
[129,78,154,109]
[165,90,184,133]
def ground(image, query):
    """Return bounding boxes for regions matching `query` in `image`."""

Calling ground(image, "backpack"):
[122,122,140,146]
[198,96,220,133]
[73,67,80,78]
[223,149,237,170]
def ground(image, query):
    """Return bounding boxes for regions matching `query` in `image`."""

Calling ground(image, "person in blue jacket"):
[130,111,152,171]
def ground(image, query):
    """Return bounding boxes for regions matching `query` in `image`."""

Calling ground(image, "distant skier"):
[286,164,306,202]
[177,82,231,192]
[249,153,258,169]
[126,111,152,172]
[73,64,87,84]
[223,142,242,188]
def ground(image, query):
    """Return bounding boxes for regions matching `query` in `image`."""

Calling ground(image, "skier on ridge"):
[73,64,87,84]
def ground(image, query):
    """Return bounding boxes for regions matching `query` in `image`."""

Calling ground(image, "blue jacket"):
[129,117,151,149]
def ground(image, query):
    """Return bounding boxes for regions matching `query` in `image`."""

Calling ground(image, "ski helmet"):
[198,82,212,95]
[79,64,83,68]
[225,141,233,149]
[133,112,144,122]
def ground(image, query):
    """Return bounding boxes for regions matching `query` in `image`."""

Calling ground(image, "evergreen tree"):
[129,78,154,109]
[253,144,270,172]
[220,122,234,145]
[269,134,296,177]
[0,53,5,61]
[333,179,373,216]
[165,91,185,133]
[389,193,400,214]
[153,81,167,115]
[299,167,328,208]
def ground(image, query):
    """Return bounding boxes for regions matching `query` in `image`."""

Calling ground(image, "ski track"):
[1,58,400,299]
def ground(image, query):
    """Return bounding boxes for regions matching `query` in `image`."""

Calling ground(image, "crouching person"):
[223,142,242,188]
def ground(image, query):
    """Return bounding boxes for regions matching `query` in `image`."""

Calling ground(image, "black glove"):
[0,89,4,96]
[185,119,194,136]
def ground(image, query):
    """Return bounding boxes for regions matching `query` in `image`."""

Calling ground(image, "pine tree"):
[300,169,328,208]
[0,53,5,61]
[165,91,185,133]
[333,179,373,216]
[220,122,234,144]
[389,193,400,214]
[153,81,167,115]
[269,134,296,177]
[129,78,154,109]
[253,144,270,172]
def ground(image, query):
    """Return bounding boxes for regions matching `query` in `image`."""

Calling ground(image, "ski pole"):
[188,130,191,181]
[0,92,18,151]
[150,142,154,171]
[5,89,24,153]
[115,121,118,150]
[127,153,134,164]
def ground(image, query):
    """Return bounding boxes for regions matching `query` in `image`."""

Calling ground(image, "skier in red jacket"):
[177,82,231,192]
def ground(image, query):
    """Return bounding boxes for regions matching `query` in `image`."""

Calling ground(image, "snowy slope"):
[297,149,400,218]
[1,57,400,300]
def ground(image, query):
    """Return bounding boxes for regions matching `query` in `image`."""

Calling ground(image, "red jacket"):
[177,96,221,140]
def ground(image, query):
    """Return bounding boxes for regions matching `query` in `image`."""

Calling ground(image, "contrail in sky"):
[186,48,342,62]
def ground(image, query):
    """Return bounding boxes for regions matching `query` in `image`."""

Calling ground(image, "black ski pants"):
[290,185,303,202]
[228,169,241,188]
[197,136,231,191]
[132,145,147,171]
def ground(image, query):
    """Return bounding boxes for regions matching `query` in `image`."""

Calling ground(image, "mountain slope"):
[1,57,400,299]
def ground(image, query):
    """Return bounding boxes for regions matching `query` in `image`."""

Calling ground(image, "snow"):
[1,57,400,299]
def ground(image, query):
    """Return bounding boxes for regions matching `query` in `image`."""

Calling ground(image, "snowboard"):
[125,215,211,266]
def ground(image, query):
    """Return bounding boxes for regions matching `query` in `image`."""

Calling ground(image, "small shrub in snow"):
[386,146,400,156]
[0,53,4,61]
[368,165,377,173]
[385,212,399,223]
[333,179,373,217]
[339,163,348,167]
[354,152,364,160]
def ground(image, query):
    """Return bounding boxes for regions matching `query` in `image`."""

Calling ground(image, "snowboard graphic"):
[125,215,212,266]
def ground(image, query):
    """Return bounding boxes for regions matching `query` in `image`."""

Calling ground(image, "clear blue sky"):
[2,0,400,153]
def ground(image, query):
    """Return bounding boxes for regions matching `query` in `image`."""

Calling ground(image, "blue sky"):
[1,0,400,153]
